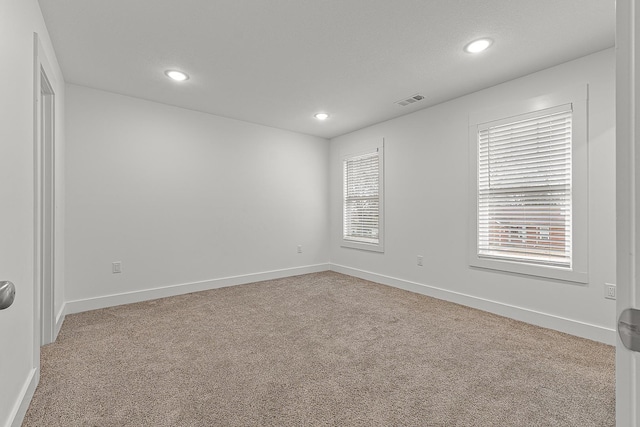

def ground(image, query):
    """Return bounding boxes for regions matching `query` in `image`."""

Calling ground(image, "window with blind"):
[468,87,588,283]
[342,146,384,252]
[478,105,572,267]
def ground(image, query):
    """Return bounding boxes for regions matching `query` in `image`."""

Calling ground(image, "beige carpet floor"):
[23,272,614,426]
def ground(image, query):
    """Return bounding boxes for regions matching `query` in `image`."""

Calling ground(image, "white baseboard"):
[61,262,615,345]
[330,264,616,345]
[65,264,331,315]
[7,367,38,427]
[54,304,65,340]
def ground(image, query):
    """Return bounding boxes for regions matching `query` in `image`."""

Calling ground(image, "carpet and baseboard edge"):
[330,263,616,345]
[62,263,615,345]
[54,305,65,341]
[64,263,331,315]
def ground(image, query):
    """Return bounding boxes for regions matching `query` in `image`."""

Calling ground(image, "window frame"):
[468,86,588,283]
[342,143,385,252]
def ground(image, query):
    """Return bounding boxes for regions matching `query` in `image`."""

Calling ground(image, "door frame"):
[38,65,55,345]
[616,0,639,425]
[33,33,57,352]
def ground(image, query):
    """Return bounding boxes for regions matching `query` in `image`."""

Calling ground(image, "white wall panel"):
[65,85,329,303]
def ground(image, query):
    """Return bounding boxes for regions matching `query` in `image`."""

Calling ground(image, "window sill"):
[341,239,384,253]
[470,256,588,284]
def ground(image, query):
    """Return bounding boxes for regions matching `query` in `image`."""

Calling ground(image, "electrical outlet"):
[297,245,302,254]
[604,283,616,300]
[112,261,122,274]
[417,255,424,267]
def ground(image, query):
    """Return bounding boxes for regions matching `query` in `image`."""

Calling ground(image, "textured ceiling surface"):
[38,0,615,139]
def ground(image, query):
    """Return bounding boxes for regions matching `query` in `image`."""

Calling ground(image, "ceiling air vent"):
[396,94,425,107]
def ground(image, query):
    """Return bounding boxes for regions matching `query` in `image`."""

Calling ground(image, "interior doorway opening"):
[37,66,55,346]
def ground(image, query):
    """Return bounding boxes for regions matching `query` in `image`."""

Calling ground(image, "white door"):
[0,31,39,427]
[616,1,640,425]
[0,123,36,422]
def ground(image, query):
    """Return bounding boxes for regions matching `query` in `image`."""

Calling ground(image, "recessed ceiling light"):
[314,113,329,120]
[464,38,493,54]
[165,70,189,81]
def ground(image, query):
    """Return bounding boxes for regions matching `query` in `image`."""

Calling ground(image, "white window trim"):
[468,85,588,283]
[342,142,385,252]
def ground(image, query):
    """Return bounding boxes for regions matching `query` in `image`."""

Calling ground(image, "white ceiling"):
[38,0,615,139]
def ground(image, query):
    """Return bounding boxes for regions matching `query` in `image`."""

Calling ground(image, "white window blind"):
[478,104,572,267]
[344,150,380,245]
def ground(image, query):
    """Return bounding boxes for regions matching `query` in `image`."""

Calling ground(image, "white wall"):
[65,85,329,310]
[330,49,616,344]
[0,1,65,426]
